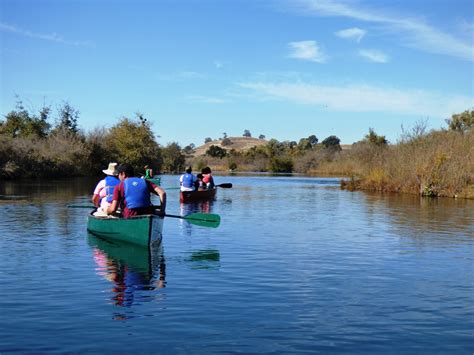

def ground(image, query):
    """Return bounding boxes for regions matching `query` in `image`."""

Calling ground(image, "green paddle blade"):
[165,212,221,228]
[184,213,221,228]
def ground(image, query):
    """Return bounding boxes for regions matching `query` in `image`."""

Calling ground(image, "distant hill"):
[193,137,267,156]
[191,136,352,157]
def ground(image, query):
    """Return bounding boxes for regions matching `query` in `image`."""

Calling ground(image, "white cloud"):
[358,49,389,63]
[287,0,474,61]
[0,22,92,46]
[239,81,473,118]
[335,27,366,42]
[288,40,327,63]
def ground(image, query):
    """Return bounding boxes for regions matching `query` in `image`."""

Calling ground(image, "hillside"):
[192,137,267,156]
[192,136,352,156]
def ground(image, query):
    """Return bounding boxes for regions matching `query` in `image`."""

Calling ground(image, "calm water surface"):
[1,175,473,353]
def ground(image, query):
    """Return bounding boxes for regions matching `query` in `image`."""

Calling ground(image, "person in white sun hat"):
[92,162,120,216]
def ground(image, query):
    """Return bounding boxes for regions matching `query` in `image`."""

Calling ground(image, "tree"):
[297,138,312,151]
[243,129,251,137]
[321,135,341,150]
[204,137,212,143]
[446,109,474,132]
[183,143,195,154]
[105,114,161,170]
[206,145,227,158]
[0,98,50,138]
[258,134,265,140]
[307,134,318,146]
[222,132,228,139]
[363,128,387,145]
[161,142,185,173]
[53,101,79,134]
[270,157,293,173]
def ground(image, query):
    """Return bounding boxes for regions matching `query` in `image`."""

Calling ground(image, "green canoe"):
[87,211,164,247]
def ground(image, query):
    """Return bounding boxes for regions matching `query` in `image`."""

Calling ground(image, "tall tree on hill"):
[243,129,251,137]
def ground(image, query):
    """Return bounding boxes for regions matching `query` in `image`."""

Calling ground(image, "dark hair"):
[117,163,134,177]
[202,166,211,174]
[185,166,192,174]
[197,173,203,179]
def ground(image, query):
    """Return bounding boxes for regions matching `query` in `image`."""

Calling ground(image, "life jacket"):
[123,177,151,209]
[181,173,195,188]
[104,175,120,203]
[202,174,214,188]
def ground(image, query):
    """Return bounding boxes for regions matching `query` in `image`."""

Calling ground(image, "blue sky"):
[1,0,473,146]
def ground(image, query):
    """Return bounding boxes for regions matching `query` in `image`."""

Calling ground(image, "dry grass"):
[333,129,474,198]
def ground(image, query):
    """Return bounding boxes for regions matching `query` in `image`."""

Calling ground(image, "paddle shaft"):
[163,183,232,190]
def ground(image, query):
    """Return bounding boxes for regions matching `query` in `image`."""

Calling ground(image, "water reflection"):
[88,234,166,317]
[178,200,215,234]
[363,192,474,238]
[185,249,221,270]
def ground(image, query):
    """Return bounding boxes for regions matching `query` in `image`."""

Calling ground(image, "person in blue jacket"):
[107,163,166,218]
[179,166,197,191]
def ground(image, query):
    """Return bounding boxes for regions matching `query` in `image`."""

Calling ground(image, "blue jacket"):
[104,175,120,203]
[123,177,151,209]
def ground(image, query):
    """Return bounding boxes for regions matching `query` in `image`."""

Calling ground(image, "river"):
[1,175,473,353]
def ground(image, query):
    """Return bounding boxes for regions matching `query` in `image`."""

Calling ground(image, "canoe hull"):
[180,188,217,203]
[87,213,163,247]
[146,177,161,186]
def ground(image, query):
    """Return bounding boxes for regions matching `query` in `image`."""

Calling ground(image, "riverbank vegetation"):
[1,98,472,198]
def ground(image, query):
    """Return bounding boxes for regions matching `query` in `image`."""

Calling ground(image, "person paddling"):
[107,163,166,218]
[179,166,197,191]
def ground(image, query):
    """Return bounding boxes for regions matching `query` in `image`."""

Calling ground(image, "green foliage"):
[270,157,293,173]
[363,128,388,146]
[297,138,312,151]
[243,129,251,137]
[446,110,474,132]
[162,142,185,173]
[307,134,318,146]
[204,137,212,143]
[206,145,227,158]
[266,138,285,157]
[183,143,195,154]
[0,99,51,138]
[105,115,161,171]
[228,159,237,171]
[258,134,265,139]
[52,101,79,134]
[322,135,341,150]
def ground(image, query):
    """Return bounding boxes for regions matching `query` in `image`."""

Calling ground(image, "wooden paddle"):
[67,205,220,228]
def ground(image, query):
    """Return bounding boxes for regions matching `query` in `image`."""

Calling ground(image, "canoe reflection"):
[88,233,166,309]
